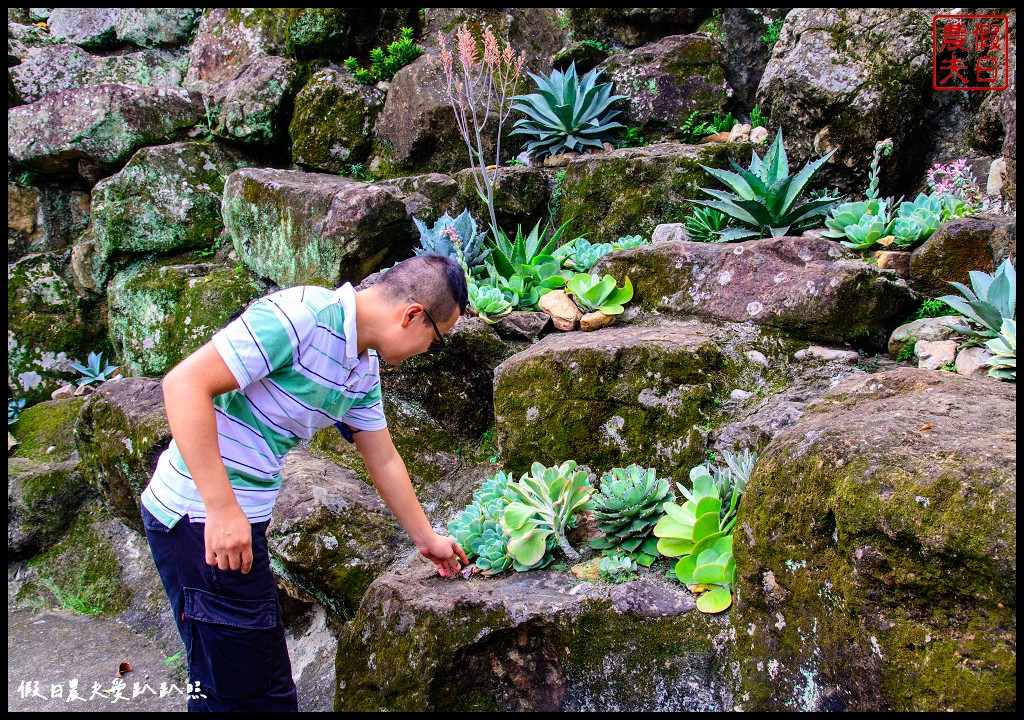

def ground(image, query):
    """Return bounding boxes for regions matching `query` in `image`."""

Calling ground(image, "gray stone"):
[7,84,203,177]
[566,8,708,48]
[652,223,692,243]
[8,182,90,260]
[730,388,756,402]
[222,168,415,288]
[955,346,993,378]
[888,316,964,359]
[721,8,790,109]
[915,339,957,370]
[601,34,732,141]
[47,8,119,49]
[116,8,202,48]
[793,346,860,364]
[745,350,769,367]
[909,216,1017,296]
[493,311,550,340]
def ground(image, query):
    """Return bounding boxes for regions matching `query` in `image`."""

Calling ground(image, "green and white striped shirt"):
[142,283,385,527]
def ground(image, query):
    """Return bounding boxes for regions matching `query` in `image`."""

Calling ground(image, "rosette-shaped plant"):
[674,534,736,613]
[564,239,615,271]
[653,467,729,559]
[939,257,1016,340]
[447,471,516,576]
[413,209,490,269]
[684,206,729,242]
[985,318,1016,381]
[500,461,595,569]
[510,62,626,159]
[891,193,942,249]
[598,553,639,583]
[693,129,839,241]
[840,212,897,250]
[613,235,648,250]
[566,273,633,315]
[589,464,673,566]
[468,283,513,323]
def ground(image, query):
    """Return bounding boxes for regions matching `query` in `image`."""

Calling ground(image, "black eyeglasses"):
[420,305,446,353]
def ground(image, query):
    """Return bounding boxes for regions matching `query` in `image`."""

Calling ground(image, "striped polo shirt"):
[141,283,386,527]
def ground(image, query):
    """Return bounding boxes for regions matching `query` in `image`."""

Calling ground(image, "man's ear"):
[399,303,421,328]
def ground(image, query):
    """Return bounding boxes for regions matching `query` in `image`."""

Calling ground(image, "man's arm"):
[162,341,254,573]
[353,428,469,577]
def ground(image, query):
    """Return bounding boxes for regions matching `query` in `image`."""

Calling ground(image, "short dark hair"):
[376,253,468,322]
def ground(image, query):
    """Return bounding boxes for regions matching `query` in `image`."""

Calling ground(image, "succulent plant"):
[822,198,891,242]
[564,239,615,271]
[493,273,541,311]
[674,534,736,613]
[939,258,1016,341]
[566,273,633,315]
[693,129,839,241]
[653,468,728,559]
[598,553,639,583]
[447,471,516,575]
[500,461,595,568]
[468,283,513,323]
[589,464,674,566]
[413,209,490,269]
[488,220,570,281]
[684,206,729,242]
[510,62,626,159]
[890,193,943,249]
[838,210,896,250]
[9,398,26,425]
[70,351,119,387]
[612,235,648,250]
[985,318,1016,381]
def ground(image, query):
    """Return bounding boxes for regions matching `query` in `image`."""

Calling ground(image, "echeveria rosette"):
[447,470,517,574]
[510,62,626,159]
[468,283,512,323]
[589,464,673,566]
[566,273,633,315]
[500,461,595,569]
[693,129,839,241]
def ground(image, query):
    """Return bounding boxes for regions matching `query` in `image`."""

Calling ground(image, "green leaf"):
[657,537,694,557]
[502,502,536,530]
[674,554,699,584]
[695,585,733,613]
[507,528,550,566]
[692,561,728,585]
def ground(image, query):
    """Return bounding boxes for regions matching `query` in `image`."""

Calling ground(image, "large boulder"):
[73,377,172,533]
[210,54,302,146]
[106,257,270,378]
[7,84,204,178]
[10,44,187,104]
[720,8,791,109]
[223,168,415,288]
[555,142,746,244]
[289,66,386,173]
[494,321,727,477]
[732,368,1016,711]
[600,34,732,141]
[595,235,918,348]
[115,8,203,49]
[377,172,462,226]
[908,216,1016,297]
[8,252,109,404]
[8,397,90,558]
[47,8,120,49]
[8,181,90,259]
[267,450,408,618]
[423,8,570,72]
[755,8,935,195]
[999,67,1015,207]
[335,559,732,711]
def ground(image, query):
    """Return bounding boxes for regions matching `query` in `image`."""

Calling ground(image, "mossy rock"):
[106,256,270,378]
[494,322,734,479]
[555,142,747,244]
[74,377,172,533]
[731,368,1016,711]
[335,559,732,711]
[8,397,91,559]
[267,450,408,619]
[8,181,91,260]
[908,216,1016,298]
[88,141,255,277]
[290,66,385,173]
[8,252,111,404]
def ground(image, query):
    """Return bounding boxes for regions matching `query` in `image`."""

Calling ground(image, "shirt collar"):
[335,283,362,365]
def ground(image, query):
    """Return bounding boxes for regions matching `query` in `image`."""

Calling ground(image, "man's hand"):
[204,503,253,573]
[418,532,470,579]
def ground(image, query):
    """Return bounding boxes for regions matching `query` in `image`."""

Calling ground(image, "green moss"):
[18,501,127,615]
[10,397,86,462]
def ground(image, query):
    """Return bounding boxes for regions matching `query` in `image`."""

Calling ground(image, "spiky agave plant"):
[413,209,491,269]
[589,464,674,566]
[694,129,839,241]
[510,62,626,159]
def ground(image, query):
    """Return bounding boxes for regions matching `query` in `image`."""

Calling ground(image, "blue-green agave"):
[589,464,673,566]
[413,209,490,268]
[939,257,1016,340]
[693,129,839,241]
[510,62,626,159]
[500,460,595,568]
[985,318,1016,381]
[70,351,119,387]
[566,273,633,315]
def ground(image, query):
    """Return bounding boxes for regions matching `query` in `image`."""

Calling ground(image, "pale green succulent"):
[822,198,890,241]
[589,464,673,566]
[984,318,1015,381]
[890,194,943,248]
[469,283,513,323]
[511,62,626,159]
[653,468,728,559]
[612,235,648,250]
[693,129,839,241]
[70,351,119,387]
[685,206,729,242]
[447,471,517,575]
[413,209,490,268]
[566,273,633,315]
[939,258,1016,340]
[474,526,513,576]
[839,211,896,250]
[564,239,615,271]
[674,534,736,613]
[500,461,596,568]
[598,553,639,583]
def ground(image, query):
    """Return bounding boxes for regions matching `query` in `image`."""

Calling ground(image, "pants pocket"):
[184,587,278,700]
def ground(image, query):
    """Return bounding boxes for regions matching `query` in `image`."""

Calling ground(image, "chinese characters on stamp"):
[15,678,206,703]
[933,14,1009,91]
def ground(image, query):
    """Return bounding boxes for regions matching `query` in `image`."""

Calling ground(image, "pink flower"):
[457,27,478,69]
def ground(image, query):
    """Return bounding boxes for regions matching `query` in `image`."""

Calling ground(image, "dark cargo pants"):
[142,505,298,712]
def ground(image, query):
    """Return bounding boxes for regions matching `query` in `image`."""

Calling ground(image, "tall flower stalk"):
[436,25,526,240]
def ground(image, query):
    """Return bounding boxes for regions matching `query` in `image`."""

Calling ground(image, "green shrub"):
[344,27,421,84]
